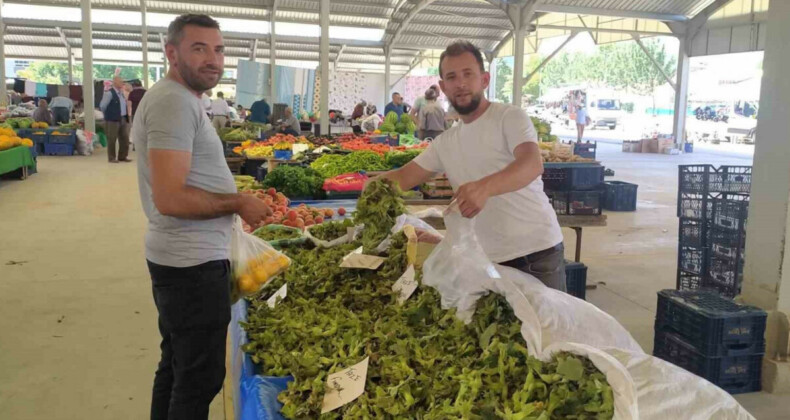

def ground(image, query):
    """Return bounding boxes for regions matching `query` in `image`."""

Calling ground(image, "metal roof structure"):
[0,0,731,73]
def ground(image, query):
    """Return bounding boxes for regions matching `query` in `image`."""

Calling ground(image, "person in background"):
[278,106,301,136]
[410,84,438,129]
[50,96,73,125]
[210,91,231,133]
[201,90,213,118]
[418,88,446,140]
[32,99,54,125]
[372,40,566,291]
[132,14,272,420]
[361,105,382,133]
[384,92,405,118]
[248,97,270,124]
[236,105,248,121]
[575,104,588,142]
[100,76,132,163]
[128,79,147,122]
[350,100,366,135]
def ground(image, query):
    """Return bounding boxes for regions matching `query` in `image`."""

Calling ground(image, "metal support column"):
[319,0,329,135]
[67,49,74,85]
[672,38,690,144]
[488,57,497,101]
[384,47,391,108]
[512,28,525,108]
[270,0,278,104]
[141,0,149,88]
[0,0,7,107]
[160,33,168,75]
[81,0,95,133]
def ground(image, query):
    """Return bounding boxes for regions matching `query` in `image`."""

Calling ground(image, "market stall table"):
[0,146,35,180]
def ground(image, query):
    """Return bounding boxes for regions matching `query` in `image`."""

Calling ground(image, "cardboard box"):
[642,138,676,154]
[622,140,641,153]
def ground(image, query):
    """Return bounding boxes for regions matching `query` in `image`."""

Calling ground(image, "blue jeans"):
[500,243,567,292]
[147,259,231,420]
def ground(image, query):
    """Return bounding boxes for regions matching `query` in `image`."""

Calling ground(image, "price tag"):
[340,254,385,270]
[392,265,418,304]
[320,357,369,414]
[292,143,310,154]
[342,246,364,261]
[266,284,287,308]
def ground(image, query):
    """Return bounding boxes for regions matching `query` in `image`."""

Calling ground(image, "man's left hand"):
[454,180,490,218]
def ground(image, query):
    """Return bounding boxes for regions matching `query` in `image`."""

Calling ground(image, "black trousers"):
[147,259,232,420]
[500,243,567,292]
[52,107,70,125]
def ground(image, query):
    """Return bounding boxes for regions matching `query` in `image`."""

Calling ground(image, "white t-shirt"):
[201,94,212,114]
[413,102,563,263]
[210,98,231,116]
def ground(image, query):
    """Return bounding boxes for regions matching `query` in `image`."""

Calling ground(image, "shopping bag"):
[231,216,291,301]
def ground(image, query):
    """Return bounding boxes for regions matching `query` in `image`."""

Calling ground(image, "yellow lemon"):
[238,274,258,294]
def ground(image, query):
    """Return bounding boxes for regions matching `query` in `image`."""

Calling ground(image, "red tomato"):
[337,207,346,216]
[315,216,324,224]
[287,210,298,222]
[267,188,277,197]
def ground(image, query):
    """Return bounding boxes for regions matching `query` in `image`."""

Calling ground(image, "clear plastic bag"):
[304,221,362,248]
[231,216,291,300]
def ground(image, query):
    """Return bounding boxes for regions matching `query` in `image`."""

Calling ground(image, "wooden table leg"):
[571,227,582,262]
[21,166,28,180]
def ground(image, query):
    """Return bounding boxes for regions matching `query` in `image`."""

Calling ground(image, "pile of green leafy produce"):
[243,232,614,419]
[263,165,324,199]
[253,226,302,242]
[310,151,389,179]
[384,149,423,168]
[221,127,257,142]
[354,178,406,253]
[5,117,33,129]
[308,218,356,242]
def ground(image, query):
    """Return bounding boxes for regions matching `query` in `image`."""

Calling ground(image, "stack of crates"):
[543,163,605,216]
[653,289,766,394]
[677,165,751,298]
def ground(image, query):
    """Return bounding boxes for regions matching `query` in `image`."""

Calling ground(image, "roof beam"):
[683,0,734,39]
[414,8,512,26]
[54,26,71,49]
[388,30,505,42]
[536,24,675,38]
[334,44,346,66]
[632,35,676,90]
[389,0,439,48]
[535,4,688,22]
[407,19,511,31]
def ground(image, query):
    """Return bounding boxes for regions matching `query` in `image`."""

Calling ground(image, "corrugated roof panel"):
[147,1,269,19]
[406,23,508,39]
[5,44,68,59]
[427,3,507,17]
[4,26,60,37]
[538,0,713,17]
[4,34,65,47]
[330,3,392,18]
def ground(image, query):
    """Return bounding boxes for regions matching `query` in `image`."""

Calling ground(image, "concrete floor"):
[0,143,787,419]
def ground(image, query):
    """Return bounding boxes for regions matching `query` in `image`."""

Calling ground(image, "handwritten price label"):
[266,284,287,308]
[320,356,369,414]
[340,248,385,270]
[392,265,418,304]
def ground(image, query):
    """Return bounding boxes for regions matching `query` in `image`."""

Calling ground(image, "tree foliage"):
[15,61,159,85]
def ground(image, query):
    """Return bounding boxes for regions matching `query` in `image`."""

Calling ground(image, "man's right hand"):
[238,195,272,228]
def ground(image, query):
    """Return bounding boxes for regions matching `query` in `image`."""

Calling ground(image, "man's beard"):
[177,60,221,93]
[448,91,484,115]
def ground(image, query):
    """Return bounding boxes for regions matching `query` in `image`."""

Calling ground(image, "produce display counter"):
[0,146,35,180]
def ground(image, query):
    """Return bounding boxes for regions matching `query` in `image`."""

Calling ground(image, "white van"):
[586,95,622,130]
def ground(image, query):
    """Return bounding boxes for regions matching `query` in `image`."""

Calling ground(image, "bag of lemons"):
[230,216,291,302]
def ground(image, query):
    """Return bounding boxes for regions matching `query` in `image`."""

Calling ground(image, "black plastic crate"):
[716,378,762,394]
[709,166,752,194]
[679,246,706,274]
[677,270,703,292]
[679,165,712,194]
[548,190,604,216]
[710,228,745,260]
[653,330,762,393]
[565,260,587,300]
[542,163,604,191]
[48,130,77,145]
[573,142,596,160]
[679,219,708,248]
[677,192,713,220]
[655,289,767,355]
[707,257,743,298]
[604,181,638,211]
[712,195,749,232]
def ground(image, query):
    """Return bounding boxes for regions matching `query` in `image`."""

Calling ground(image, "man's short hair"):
[131,79,143,88]
[217,91,224,98]
[167,14,221,47]
[439,40,485,79]
[392,92,400,98]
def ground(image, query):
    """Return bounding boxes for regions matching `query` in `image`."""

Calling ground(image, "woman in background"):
[418,88,445,140]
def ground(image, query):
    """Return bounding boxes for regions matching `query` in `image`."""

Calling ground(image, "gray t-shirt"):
[283,115,301,133]
[132,78,237,268]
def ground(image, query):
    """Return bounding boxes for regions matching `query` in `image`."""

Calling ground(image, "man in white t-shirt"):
[376,41,566,291]
[210,91,231,133]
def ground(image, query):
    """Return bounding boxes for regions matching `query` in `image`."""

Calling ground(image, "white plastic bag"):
[75,129,93,156]
[373,213,444,253]
[230,216,291,299]
[422,211,501,323]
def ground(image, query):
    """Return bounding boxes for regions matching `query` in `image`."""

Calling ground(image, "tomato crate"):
[564,260,587,300]
[542,163,604,191]
[603,180,638,211]
[653,330,762,394]
[48,130,77,145]
[679,219,709,248]
[654,289,767,357]
[547,190,603,216]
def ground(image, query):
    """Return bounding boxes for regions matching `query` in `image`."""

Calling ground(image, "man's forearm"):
[157,186,242,220]
[479,157,542,198]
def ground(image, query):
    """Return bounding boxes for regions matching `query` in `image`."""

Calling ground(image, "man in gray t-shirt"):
[132,14,271,419]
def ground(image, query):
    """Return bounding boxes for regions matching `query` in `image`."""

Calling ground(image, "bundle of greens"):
[354,178,406,253]
[242,233,615,419]
[308,218,356,242]
[384,149,423,168]
[262,165,324,199]
[253,226,302,242]
[310,151,389,179]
